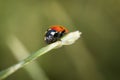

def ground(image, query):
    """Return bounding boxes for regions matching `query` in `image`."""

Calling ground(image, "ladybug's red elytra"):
[44,25,69,44]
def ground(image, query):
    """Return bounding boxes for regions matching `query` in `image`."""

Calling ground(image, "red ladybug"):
[44,25,68,44]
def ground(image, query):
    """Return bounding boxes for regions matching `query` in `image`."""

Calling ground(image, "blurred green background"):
[0,0,120,80]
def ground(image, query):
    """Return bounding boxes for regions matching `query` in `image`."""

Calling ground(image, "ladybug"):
[44,25,68,44]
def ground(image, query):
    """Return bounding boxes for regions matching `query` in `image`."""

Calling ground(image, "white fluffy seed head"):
[61,31,82,45]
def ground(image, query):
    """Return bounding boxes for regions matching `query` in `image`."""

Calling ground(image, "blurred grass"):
[0,0,120,80]
[6,35,49,80]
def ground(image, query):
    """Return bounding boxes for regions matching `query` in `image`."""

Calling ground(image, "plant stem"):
[0,41,61,80]
[0,31,81,80]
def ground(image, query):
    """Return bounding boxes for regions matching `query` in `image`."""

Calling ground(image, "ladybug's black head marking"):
[45,30,57,44]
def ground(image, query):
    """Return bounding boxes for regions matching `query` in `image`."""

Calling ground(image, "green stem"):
[0,41,62,80]
[0,31,81,80]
